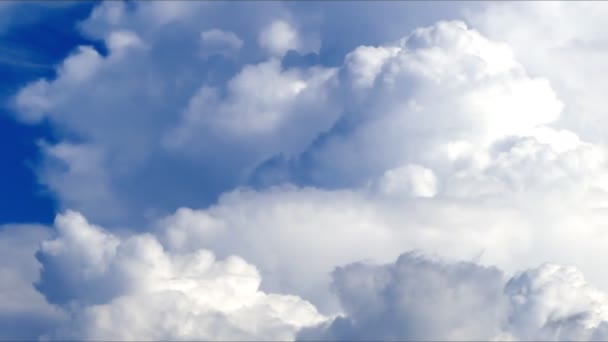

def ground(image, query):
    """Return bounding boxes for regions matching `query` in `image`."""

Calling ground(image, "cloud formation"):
[0,225,65,340]
[26,215,608,342]
[468,2,608,144]
[36,211,326,341]
[255,20,563,188]
[11,1,341,226]
[301,253,608,341]
[7,1,608,340]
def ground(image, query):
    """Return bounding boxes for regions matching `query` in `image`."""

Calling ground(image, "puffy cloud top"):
[301,253,608,341]
[36,211,326,340]
[6,1,608,340]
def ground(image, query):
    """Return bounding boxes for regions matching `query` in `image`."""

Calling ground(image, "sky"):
[4,1,608,340]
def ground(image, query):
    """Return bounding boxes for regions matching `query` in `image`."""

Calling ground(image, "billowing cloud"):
[300,253,608,341]
[35,211,326,341]
[154,148,608,314]
[12,207,608,341]
[467,2,608,145]
[200,29,243,57]
[259,20,302,57]
[14,9,608,318]
[255,20,563,188]
[10,1,340,226]
[7,1,608,340]
[147,21,608,316]
[0,225,66,340]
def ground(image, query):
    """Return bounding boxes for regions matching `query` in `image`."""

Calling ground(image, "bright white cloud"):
[467,2,608,145]
[15,12,608,320]
[36,211,326,341]
[370,164,438,198]
[300,253,608,341]
[9,2,608,340]
[154,146,608,313]
[164,58,336,147]
[257,21,563,188]
[259,20,303,57]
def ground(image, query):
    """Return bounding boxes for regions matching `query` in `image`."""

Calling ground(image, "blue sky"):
[5,1,608,341]
[0,1,96,224]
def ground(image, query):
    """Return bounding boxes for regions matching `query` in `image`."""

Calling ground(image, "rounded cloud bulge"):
[34,211,326,341]
[6,1,608,341]
[27,214,608,341]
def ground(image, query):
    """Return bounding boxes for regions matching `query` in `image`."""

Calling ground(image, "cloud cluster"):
[7,1,608,340]
[468,2,608,144]
[27,216,608,341]
[11,1,342,226]
[146,20,608,316]
[301,253,608,341]
[255,20,563,188]
[35,211,326,341]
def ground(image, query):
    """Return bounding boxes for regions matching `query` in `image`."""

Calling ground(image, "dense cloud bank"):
[301,253,608,341]
[34,211,326,340]
[4,213,608,341]
[4,1,608,340]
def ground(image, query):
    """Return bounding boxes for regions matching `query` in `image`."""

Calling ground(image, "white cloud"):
[258,21,563,188]
[164,58,336,143]
[10,2,608,340]
[10,1,338,226]
[505,264,608,341]
[200,29,243,57]
[0,225,66,340]
[38,142,124,222]
[370,164,438,198]
[15,13,608,321]
[36,211,326,341]
[258,20,302,57]
[467,2,608,145]
[153,93,608,314]
[300,253,608,341]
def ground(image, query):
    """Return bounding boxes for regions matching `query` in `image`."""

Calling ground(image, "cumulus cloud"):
[370,164,438,198]
[258,20,303,57]
[467,2,608,145]
[163,58,337,151]
[11,208,608,341]
[200,29,243,57]
[154,146,608,314]
[254,21,563,189]
[15,10,608,316]
[10,1,338,226]
[0,225,66,340]
[300,253,608,341]
[13,206,608,341]
[35,211,326,341]
[8,2,608,340]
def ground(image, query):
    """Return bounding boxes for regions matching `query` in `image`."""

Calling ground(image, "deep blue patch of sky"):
[0,1,98,225]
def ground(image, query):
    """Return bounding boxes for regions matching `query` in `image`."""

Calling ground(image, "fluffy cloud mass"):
[26,215,608,341]
[6,1,608,340]
[35,211,325,340]
[301,253,608,341]
[0,225,65,340]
